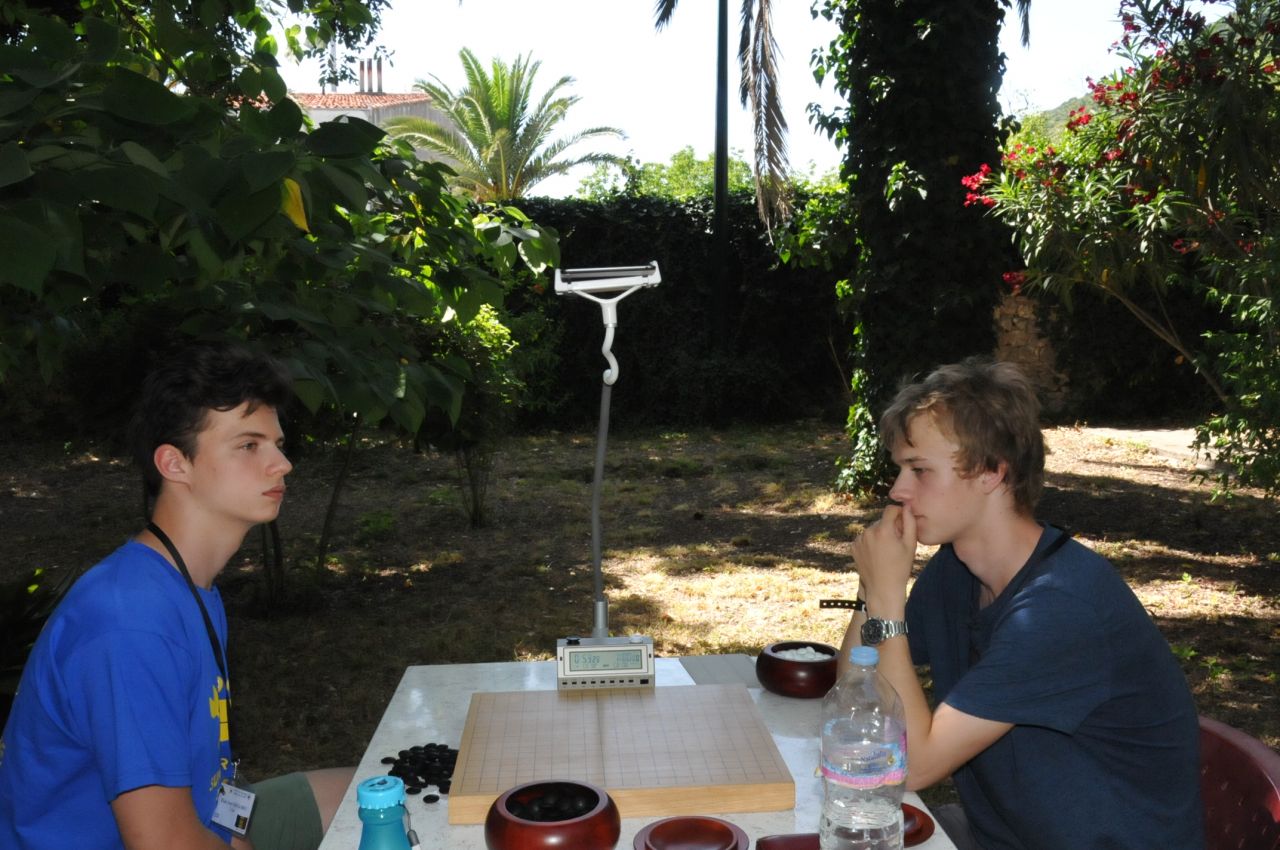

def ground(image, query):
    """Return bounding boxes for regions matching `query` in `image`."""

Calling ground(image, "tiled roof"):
[290,92,432,108]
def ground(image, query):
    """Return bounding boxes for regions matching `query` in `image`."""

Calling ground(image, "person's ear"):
[979,461,1008,495]
[152,444,191,485]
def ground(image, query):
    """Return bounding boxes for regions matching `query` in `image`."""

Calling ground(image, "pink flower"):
[1067,107,1093,132]
[960,163,992,191]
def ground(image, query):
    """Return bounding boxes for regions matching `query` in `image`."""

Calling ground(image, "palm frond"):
[738,0,790,229]
[654,0,679,30]
[1016,0,1031,47]
[392,48,619,201]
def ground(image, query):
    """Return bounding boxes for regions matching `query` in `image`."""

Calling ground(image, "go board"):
[448,684,795,824]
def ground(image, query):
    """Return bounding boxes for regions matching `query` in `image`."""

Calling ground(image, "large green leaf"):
[316,162,368,210]
[81,17,121,65]
[292,378,328,414]
[306,118,386,158]
[0,142,33,189]
[0,215,56,293]
[22,15,76,62]
[266,98,304,139]
[239,150,295,192]
[78,166,159,219]
[0,88,40,119]
[119,141,170,178]
[103,68,195,125]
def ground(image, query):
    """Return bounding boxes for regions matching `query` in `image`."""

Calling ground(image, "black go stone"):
[382,742,459,791]
[423,794,440,804]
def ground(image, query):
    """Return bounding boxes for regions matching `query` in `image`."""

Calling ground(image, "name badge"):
[212,781,256,836]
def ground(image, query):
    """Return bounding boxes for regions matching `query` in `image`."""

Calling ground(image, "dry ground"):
[2,422,1276,792]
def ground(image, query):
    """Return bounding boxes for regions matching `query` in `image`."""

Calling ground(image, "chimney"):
[377,57,383,94]
[358,59,365,93]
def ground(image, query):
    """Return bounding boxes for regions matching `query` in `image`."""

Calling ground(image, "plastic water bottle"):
[819,646,907,850]
[357,775,412,850]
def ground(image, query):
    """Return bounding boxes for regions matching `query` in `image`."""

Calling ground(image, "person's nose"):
[888,469,911,506]
[269,446,293,477]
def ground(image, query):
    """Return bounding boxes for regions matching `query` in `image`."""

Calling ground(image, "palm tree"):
[654,0,787,230]
[385,48,623,201]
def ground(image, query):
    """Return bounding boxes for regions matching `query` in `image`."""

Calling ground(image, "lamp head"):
[554,263,661,296]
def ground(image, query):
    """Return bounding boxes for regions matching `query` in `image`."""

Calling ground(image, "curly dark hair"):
[130,341,293,498]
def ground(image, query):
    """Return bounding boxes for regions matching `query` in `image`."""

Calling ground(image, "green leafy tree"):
[0,0,390,96]
[0,7,555,427]
[974,0,1280,495]
[384,48,623,201]
[576,147,754,200]
[810,0,1027,494]
[0,2,559,588]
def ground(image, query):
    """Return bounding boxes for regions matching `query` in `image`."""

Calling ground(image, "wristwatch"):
[861,617,908,646]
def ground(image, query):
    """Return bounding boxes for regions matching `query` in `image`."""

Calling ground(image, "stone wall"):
[993,292,1069,415]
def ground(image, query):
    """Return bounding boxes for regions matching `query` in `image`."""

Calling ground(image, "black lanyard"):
[146,522,234,753]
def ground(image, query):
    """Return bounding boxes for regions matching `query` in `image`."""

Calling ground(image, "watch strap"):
[862,616,908,645]
[819,598,866,611]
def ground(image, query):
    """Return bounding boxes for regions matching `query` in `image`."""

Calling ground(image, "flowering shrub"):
[971,0,1280,496]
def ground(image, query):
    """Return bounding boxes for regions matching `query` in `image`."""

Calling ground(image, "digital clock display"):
[568,648,645,673]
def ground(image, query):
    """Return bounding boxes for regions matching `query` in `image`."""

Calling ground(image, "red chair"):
[1200,715,1280,850]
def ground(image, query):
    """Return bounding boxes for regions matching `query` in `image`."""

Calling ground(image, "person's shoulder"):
[52,541,182,632]
[1022,531,1140,610]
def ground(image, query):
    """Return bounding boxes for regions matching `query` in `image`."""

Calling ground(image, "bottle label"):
[820,738,907,789]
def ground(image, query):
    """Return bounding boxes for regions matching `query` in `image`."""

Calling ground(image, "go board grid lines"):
[448,684,795,823]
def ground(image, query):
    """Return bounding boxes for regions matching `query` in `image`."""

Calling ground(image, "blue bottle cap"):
[849,646,879,667]
[357,775,406,810]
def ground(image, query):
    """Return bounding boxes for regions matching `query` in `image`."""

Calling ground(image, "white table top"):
[317,656,955,849]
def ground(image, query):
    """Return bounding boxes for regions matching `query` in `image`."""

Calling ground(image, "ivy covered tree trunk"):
[814,0,1017,493]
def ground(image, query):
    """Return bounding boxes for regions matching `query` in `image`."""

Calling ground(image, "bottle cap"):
[849,646,879,667]
[357,775,406,810]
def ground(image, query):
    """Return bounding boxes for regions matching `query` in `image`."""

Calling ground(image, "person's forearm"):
[853,589,940,792]
[871,632,940,790]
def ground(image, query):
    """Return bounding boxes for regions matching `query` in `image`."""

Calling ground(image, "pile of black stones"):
[380,742,457,804]
[504,783,599,822]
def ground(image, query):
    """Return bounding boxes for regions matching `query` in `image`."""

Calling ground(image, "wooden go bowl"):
[484,779,621,850]
[755,641,838,699]
[633,815,750,850]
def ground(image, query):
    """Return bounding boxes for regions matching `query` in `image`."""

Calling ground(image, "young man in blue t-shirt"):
[0,343,352,850]
[839,358,1204,850]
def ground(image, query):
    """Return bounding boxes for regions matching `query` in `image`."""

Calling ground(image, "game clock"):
[556,635,656,689]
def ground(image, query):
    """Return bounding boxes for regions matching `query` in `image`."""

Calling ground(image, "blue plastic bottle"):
[357,775,412,850]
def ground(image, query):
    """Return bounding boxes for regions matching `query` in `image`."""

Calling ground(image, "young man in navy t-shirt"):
[839,358,1203,850]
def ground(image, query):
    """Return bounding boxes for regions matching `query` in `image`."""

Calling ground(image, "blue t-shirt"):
[906,526,1204,850]
[0,541,234,849]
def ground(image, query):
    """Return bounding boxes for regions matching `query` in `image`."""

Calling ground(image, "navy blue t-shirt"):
[906,526,1204,850]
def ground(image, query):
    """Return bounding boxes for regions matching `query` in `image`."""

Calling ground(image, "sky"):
[277,0,1135,197]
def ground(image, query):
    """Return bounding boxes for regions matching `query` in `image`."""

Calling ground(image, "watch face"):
[861,618,885,645]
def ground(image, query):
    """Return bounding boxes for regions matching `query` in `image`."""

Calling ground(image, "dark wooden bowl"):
[755,641,838,699]
[484,779,620,850]
[633,815,749,850]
